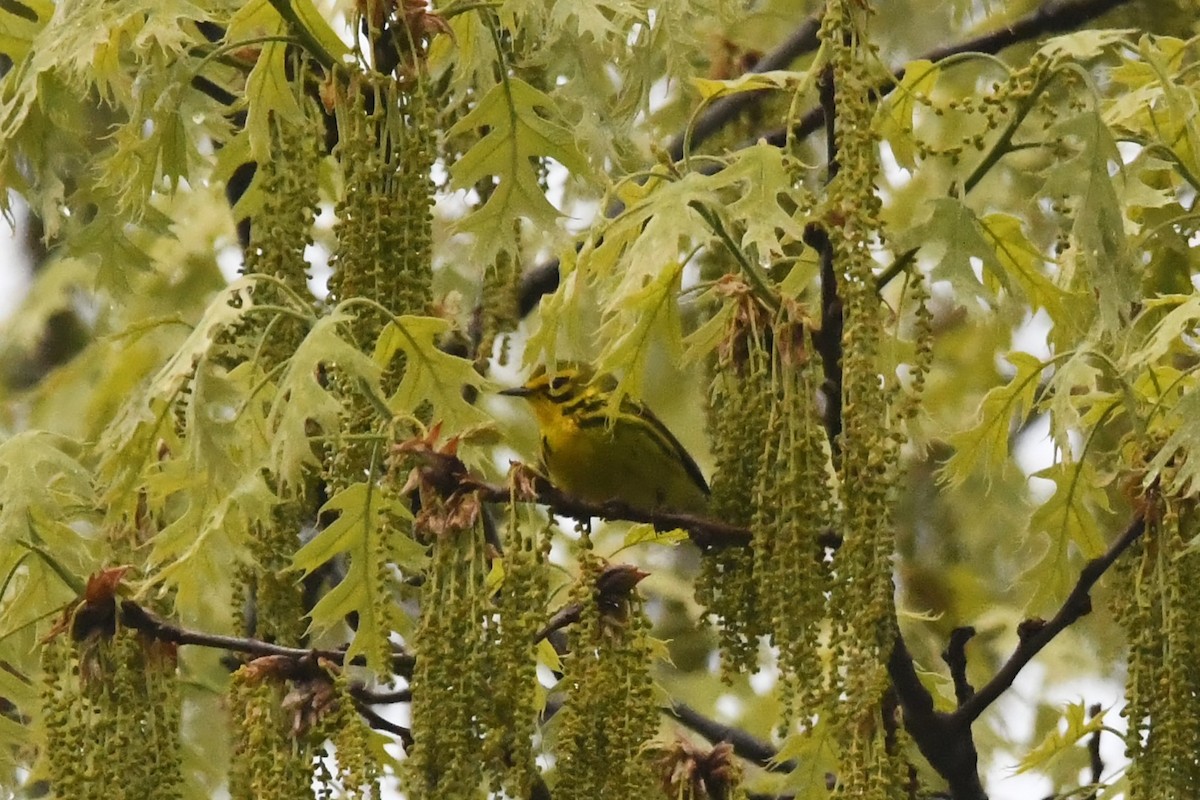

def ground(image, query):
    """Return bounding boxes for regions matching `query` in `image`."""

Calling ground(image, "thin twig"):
[353,701,414,748]
[942,626,977,706]
[461,474,752,549]
[664,702,795,773]
[119,600,416,674]
[953,515,1145,725]
[1084,702,1104,800]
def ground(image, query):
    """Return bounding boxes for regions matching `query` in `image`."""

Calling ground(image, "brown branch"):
[664,702,796,773]
[889,514,1145,799]
[942,626,977,706]
[461,474,752,549]
[1084,702,1104,799]
[888,631,986,800]
[665,13,822,162]
[760,0,1133,149]
[352,685,411,704]
[516,0,1134,318]
[118,600,416,675]
[353,701,413,748]
[952,515,1145,725]
[809,60,844,452]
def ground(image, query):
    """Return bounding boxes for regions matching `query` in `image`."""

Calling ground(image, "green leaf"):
[372,316,493,431]
[269,310,383,488]
[721,143,807,259]
[776,719,840,799]
[1021,459,1112,614]
[1127,293,1200,364]
[942,352,1045,486]
[142,361,275,624]
[978,212,1074,320]
[292,481,418,671]
[623,523,690,547]
[267,0,351,66]
[1014,701,1105,774]
[907,198,1011,300]
[1036,29,1134,63]
[447,78,590,262]
[690,70,800,101]
[681,295,735,364]
[227,0,305,160]
[0,432,97,631]
[878,59,938,170]
[96,279,260,516]
[1042,111,1133,332]
[1030,460,1109,560]
[1146,385,1200,498]
[597,261,685,403]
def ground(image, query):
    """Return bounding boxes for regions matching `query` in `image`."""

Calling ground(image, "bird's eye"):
[549,375,570,393]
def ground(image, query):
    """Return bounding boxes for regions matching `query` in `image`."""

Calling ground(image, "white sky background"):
[0,203,33,320]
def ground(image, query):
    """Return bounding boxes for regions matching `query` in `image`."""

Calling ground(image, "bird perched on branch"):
[500,365,710,514]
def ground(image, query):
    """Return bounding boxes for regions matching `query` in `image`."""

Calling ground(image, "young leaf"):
[1014,701,1106,774]
[942,352,1045,486]
[269,310,383,488]
[1042,111,1133,333]
[0,432,97,625]
[292,481,418,671]
[372,316,492,430]
[877,59,938,170]
[447,78,590,262]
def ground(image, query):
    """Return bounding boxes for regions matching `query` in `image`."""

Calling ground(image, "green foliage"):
[293,480,418,667]
[3,1,1200,799]
[447,77,590,263]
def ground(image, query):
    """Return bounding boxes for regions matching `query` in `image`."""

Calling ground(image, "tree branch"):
[460,473,753,549]
[118,600,416,675]
[516,0,1135,318]
[664,13,822,162]
[760,0,1133,150]
[942,626,977,707]
[889,631,987,800]
[809,61,844,452]
[952,515,1145,725]
[664,702,800,774]
[889,514,1145,799]
[353,701,413,747]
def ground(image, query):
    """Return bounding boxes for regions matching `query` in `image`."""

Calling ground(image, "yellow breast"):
[530,396,708,513]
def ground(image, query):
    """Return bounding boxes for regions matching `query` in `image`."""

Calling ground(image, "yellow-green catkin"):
[404,519,493,800]
[228,665,315,800]
[236,88,325,647]
[699,293,838,712]
[1115,500,1200,800]
[820,1,911,795]
[323,72,438,674]
[758,309,836,725]
[39,627,183,800]
[482,496,553,796]
[696,290,776,677]
[475,248,522,369]
[553,541,660,800]
[327,73,434,345]
[313,665,383,799]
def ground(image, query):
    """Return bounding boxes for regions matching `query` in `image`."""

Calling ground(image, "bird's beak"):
[499,385,532,397]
